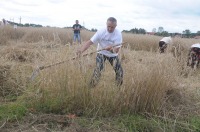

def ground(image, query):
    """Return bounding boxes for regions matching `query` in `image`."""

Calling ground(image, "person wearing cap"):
[72,20,82,44]
[159,36,173,53]
[76,17,123,88]
[187,43,200,68]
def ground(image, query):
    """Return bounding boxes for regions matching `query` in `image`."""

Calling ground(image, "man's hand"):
[105,45,120,53]
[104,45,113,52]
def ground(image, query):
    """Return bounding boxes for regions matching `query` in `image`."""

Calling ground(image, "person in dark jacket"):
[72,20,82,44]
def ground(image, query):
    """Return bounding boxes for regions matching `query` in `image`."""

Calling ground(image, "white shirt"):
[90,27,122,57]
[160,37,172,44]
[191,43,200,48]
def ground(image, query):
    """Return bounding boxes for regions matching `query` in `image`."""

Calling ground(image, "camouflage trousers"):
[187,49,200,68]
[159,41,167,53]
[90,53,123,87]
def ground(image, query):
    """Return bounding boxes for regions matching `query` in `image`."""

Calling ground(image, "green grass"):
[75,114,200,132]
[189,116,200,131]
[0,102,27,121]
[0,95,200,131]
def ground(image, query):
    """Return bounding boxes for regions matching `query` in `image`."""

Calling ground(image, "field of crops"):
[0,26,200,131]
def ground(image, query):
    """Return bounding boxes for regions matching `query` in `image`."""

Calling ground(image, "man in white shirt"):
[159,36,172,53]
[76,17,123,87]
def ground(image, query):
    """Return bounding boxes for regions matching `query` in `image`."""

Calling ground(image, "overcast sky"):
[1,0,200,33]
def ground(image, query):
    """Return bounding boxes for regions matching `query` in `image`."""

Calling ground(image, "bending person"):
[159,36,173,53]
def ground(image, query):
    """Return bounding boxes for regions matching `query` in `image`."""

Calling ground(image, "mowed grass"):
[0,25,200,131]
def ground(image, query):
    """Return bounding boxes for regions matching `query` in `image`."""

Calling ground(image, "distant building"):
[173,33,182,38]
[194,36,200,39]
[175,34,182,38]
[146,32,155,35]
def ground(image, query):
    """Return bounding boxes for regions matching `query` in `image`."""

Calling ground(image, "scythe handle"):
[38,42,127,70]
[30,42,127,80]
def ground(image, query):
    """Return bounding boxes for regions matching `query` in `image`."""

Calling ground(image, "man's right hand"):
[104,45,113,51]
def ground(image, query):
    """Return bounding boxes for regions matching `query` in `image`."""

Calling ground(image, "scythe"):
[30,42,127,81]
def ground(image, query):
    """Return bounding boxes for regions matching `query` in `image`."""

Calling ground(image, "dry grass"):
[0,61,31,97]
[0,26,200,131]
[1,47,44,62]
[122,33,160,52]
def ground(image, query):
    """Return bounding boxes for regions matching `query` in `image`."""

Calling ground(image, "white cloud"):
[0,0,200,33]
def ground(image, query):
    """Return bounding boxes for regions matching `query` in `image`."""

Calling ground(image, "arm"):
[79,25,82,30]
[76,40,93,54]
[74,25,82,31]
[113,47,120,53]
[104,31,122,53]
[72,25,79,31]
[104,44,121,53]
[72,25,75,31]
[73,28,78,31]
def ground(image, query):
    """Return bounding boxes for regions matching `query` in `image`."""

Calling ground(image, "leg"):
[89,54,105,88]
[73,34,76,43]
[197,50,200,68]
[159,41,166,53]
[197,59,200,68]
[77,33,81,44]
[73,34,78,43]
[108,56,123,86]
[163,44,167,52]
[191,53,197,68]
[187,49,192,66]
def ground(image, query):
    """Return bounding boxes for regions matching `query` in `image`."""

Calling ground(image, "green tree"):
[196,31,200,36]
[24,23,30,27]
[138,28,146,34]
[129,28,146,34]
[158,27,164,33]
[182,29,191,38]
[91,28,97,32]
[161,31,169,37]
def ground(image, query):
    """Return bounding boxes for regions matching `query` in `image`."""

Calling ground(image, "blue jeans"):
[73,33,81,43]
[90,54,123,87]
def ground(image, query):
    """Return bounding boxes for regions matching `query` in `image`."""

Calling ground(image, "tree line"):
[5,19,200,38]
[122,27,200,38]
[7,20,42,27]
[91,27,200,38]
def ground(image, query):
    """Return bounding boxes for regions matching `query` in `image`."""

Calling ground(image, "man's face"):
[106,21,117,33]
[76,20,79,24]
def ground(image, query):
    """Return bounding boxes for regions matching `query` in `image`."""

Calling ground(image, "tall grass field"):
[0,25,200,131]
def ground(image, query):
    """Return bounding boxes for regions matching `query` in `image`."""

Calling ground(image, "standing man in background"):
[73,20,82,44]
[76,17,123,88]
